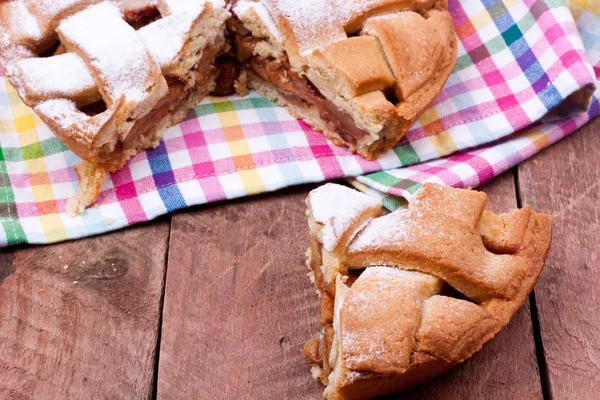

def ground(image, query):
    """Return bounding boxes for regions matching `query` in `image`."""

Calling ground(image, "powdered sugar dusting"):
[264,0,346,55]
[207,0,226,9]
[23,0,105,32]
[57,2,162,109]
[348,209,415,253]
[1,1,43,43]
[233,1,281,41]
[7,53,97,102]
[231,0,254,15]
[139,4,205,68]
[29,0,93,11]
[35,98,89,130]
[308,183,380,252]
[340,266,442,371]
[158,0,210,15]
[332,0,393,30]
[118,0,157,12]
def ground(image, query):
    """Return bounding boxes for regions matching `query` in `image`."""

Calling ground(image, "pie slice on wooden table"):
[303,183,552,400]
[0,0,230,214]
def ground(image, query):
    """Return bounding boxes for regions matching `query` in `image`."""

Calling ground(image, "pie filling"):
[33,12,376,172]
[229,17,372,148]
[124,5,161,30]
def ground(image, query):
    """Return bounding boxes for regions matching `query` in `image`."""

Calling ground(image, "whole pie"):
[0,0,457,214]
[303,183,552,399]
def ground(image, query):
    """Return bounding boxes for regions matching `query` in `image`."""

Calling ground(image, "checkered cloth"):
[0,0,598,246]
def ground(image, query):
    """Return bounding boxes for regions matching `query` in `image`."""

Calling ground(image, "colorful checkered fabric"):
[0,0,598,246]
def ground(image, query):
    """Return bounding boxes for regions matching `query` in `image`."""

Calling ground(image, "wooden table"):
[1,118,598,400]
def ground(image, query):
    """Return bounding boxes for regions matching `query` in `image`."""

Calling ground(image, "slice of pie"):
[229,0,457,160]
[303,183,552,399]
[0,0,230,214]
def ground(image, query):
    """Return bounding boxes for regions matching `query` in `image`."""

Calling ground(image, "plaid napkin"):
[0,0,597,246]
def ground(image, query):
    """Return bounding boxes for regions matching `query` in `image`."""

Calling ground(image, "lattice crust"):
[232,0,456,160]
[58,2,169,127]
[303,183,552,400]
[0,0,230,213]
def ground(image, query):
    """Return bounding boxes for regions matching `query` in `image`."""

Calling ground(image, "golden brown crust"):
[304,183,553,399]
[346,208,525,302]
[306,183,382,283]
[417,296,500,363]
[411,183,488,228]
[308,36,395,98]
[394,10,457,127]
[363,11,444,101]
[65,160,105,216]
[306,183,382,254]
[339,0,448,33]
[331,352,454,400]
[34,97,124,161]
[340,268,443,374]
[261,0,347,70]
[477,206,532,254]
[483,212,552,327]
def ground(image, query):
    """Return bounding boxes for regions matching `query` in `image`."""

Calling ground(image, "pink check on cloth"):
[0,0,598,246]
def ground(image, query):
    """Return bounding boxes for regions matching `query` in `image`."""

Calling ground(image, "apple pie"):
[0,0,457,214]
[303,183,552,399]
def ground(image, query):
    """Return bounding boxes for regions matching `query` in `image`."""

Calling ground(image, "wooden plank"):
[0,218,170,399]
[518,118,600,400]
[157,187,323,399]
[159,174,542,399]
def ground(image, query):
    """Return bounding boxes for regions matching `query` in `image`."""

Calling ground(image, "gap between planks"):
[152,214,173,400]
[514,168,551,400]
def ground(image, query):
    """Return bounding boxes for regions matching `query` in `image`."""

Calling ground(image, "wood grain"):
[157,187,323,399]
[518,118,600,400]
[158,174,543,399]
[0,219,170,400]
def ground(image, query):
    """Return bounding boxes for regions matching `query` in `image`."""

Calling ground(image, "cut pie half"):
[230,0,457,160]
[303,183,552,399]
[0,0,230,214]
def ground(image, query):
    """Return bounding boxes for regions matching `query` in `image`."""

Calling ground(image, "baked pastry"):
[303,183,552,399]
[0,0,230,214]
[229,0,457,160]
